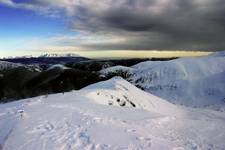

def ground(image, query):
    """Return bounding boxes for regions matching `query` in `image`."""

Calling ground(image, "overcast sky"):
[0,0,225,56]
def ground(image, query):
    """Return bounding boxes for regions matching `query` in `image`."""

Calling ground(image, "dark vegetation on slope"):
[0,57,178,102]
[0,67,101,102]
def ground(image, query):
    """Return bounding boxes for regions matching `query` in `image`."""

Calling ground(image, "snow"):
[100,66,134,75]
[0,77,225,150]
[130,53,225,108]
[82,77,181,115]
[0,61,22,71]
[211,50,225,57]
[0,61,41,72]
[47,64,69,71]
[99,51,225,109]
[39,53,81,58]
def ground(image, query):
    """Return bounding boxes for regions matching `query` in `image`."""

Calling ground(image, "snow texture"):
[101,51,225,109]
[0,77,225,150]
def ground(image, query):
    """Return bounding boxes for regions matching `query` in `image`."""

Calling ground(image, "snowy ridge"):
[0,55,34,59]
[0,61,23,71]
[99,51,225,108]
[0,77,225,149]
[131,52,225,107]
[39,53,81,58]
[82,77,180,115]
[0,61,42,72]
[47,64,69,71]
[100,65,133,75]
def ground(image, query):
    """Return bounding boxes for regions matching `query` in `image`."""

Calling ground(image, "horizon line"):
[0,50,213,59]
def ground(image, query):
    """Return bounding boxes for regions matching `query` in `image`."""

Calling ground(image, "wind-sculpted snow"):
[82,77,181,115]
[0,77,225,150]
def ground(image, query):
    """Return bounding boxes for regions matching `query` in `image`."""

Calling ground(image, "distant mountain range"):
[38,53,81,58]
[0,53,89,65]
[1,53,81,59]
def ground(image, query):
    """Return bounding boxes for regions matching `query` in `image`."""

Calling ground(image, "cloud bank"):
[1,0,225,51]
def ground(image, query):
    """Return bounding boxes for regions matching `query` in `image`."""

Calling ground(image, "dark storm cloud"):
[1,0,225,51]
[68,0,225,51]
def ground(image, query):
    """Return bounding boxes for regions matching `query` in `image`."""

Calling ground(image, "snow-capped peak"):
[39,53,81,58]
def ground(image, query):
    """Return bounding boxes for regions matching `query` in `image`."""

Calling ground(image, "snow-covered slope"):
[82,77,180,115]
[100,65,133,75]
[100,51,225,108]
[0,77,225,150]
[131,52,225,108]
[47,64,69,71]
[0,61,22,71]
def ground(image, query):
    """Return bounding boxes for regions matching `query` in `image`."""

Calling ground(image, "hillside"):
[0,77,225,149]
[82,77,180,115]
[0,61,23,71]
[0,58,151,102]
[100,51,225,109]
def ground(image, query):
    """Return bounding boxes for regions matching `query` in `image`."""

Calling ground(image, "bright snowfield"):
[100,51,225,110]
[1,77,225,150]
